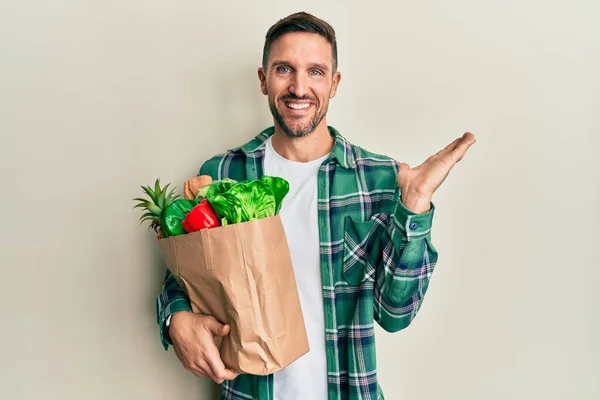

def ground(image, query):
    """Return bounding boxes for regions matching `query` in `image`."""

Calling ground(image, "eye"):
[276,66,291,74]
[309,69,323,76]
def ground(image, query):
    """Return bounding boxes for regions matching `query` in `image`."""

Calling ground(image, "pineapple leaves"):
[157,189,166,209]
[133,178,182,235]
[141,185,158,204]
[139,212,155,222]
[146,203,162,215]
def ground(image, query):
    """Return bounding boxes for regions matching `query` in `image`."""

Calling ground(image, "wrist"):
[168,311,192,338]
[401,190,432,214]
[165,311,184,341]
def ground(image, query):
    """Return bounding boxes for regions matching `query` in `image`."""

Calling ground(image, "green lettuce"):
[208,176,289,225]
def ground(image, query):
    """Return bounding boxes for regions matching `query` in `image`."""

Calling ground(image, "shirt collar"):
[228,125,357,169]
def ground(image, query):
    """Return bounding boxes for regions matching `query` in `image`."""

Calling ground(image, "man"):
[156,11,475,400]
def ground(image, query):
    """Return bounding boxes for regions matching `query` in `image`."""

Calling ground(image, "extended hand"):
[397,132,476,213]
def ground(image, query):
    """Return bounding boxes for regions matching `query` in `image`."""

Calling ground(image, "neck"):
[271,121,334,162]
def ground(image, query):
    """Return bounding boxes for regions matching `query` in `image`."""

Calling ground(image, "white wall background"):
[1,1,598,399]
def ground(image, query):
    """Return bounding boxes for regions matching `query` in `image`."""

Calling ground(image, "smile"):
[285,102,311,110]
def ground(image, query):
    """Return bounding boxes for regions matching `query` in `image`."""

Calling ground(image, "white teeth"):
[286,103,310,109]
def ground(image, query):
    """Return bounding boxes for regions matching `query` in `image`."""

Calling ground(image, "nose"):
[289,73,309,98]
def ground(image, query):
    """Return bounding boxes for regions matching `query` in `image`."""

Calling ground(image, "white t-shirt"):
[263,135,329,400]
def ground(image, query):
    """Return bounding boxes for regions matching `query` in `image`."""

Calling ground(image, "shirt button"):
[409,222,418,230]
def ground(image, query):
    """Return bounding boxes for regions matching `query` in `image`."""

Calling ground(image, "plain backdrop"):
[1,1,598,399]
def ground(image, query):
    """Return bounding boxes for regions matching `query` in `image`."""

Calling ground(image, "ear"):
[329,71,342,99]
[257,67,268,95]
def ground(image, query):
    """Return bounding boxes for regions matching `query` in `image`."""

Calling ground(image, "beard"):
[268,94,328,139]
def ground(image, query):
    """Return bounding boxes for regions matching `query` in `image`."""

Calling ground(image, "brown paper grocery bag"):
[157,214,309,375]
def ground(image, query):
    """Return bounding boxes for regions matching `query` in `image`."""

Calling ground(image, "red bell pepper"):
[181,199,221,233]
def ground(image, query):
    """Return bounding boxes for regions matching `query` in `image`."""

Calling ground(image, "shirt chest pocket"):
[342,213,388,286]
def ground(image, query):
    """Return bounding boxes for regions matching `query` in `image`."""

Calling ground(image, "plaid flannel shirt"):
[156,126,438,400]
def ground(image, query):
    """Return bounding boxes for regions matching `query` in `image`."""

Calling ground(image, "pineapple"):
[133,178,180,238]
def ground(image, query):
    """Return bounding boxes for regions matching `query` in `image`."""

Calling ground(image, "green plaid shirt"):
[156,126,439,400]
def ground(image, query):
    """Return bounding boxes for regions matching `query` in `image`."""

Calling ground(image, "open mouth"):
[283,101,314,115]
[285,102,311,110]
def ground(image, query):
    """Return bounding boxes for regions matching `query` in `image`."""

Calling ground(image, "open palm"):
[397,132,476,203]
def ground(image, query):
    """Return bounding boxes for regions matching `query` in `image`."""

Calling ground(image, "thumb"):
[203,315,228,336]
[397,162,412,189]
[205,317,230,337]
[215,324,231,337]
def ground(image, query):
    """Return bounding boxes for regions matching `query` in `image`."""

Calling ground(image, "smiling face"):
[258,32,341,139]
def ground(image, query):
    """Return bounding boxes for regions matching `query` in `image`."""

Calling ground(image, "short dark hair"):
[262,12,338,73]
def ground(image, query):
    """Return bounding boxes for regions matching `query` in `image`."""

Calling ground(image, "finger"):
[190,366,208,379]
[451,133,477,162]
[175,346,206,378]
[182,359,208,378]
[222,369,239,381]
[214,324,231,337]
[206,350,238,383]
[435,137,462,156]
[202,315,227,336]
[196,358,220,383]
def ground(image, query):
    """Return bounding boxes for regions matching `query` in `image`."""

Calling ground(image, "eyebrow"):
[270,60,331,72]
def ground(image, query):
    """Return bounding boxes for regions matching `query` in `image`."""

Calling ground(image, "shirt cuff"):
[158,299,192,350]
[393,198,435,241]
